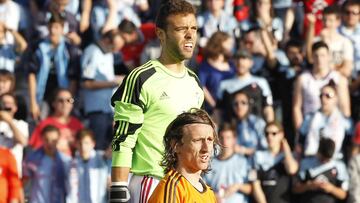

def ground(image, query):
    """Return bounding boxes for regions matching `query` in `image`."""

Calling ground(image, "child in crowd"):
[67,129,110,203]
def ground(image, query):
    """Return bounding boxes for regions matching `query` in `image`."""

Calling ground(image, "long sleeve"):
[110,67,149,168]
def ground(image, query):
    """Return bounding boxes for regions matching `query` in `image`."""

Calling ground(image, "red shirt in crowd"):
[296,0,338,36]
[29,116,84,156]
[121,22,157,67]
[0,147,21,203]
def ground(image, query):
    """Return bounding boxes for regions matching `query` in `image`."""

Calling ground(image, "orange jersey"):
[0,147,21,203]
[149,169,216,203]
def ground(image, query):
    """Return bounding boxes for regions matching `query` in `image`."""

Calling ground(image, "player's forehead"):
[166,13,197,28]
[182,123,214,139]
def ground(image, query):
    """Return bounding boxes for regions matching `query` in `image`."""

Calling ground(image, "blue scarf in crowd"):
[36,37,69,102]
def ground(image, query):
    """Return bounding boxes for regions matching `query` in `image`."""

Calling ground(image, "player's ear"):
[173,143,178,152]
[156,27,165,44]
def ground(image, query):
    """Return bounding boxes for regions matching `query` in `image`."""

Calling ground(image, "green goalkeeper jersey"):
[111,60,204,178]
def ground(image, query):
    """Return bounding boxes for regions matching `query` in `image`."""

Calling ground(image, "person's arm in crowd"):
[293,180,318,193]
[337,59,353,79]
[8,29,27,53]
[234,145,255,156]
[252,180,267,203]
[102,0,118,34]
[305,13,316,64]
[203,87,216,109]
[264,105,275,123]
[80,0,92,33]
[223,182,252,198]
[260,28,277,69]
[335,38,353,78]
[28,73,40,121]
[337,75,351,117]
[283,7,295,43]
[293,75,303,129]
[0,111,27,146]
[281,139,298,175]
[66,32,81,46]
[293,178,346,199]
[136,0,149,12]
[318,181,347,200]
[81,76,124,90]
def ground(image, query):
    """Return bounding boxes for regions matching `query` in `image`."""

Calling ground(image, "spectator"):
[0,69,27,121]
[233,0,250,22]
[198,31,235,114]
[232,91,267,156]
[0,93,28,176]
[293,41,350,130]
[339,0,360,121]
[119,19,157,69]
[293,138,348,203]
[149,109,218,202]
[30,0,81,45]
[67,129,110,203]
[197,0,238,47]
[241,0,286,80]
[0,0,21,44]
[298,0,339,36]
[299,82,351,158]
[306,6,354,78]
[348,149,360,203]
[0,146,22,203]
[81,29,125,150]
[91,0,144,40]
[26,13,81,121]
[339,0,360,78]
[252,121,298,203]
[0,22,27,73]
[269,39,305,146]
[0,69,15,95]
[204,122,253,203]
[29,88,83,156]
[23,125,71,203]
[239,27,287,80]
[218,49,274,122]
[241,0,284,43]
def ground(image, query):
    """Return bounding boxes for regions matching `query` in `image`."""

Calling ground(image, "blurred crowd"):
[0,0,360,202]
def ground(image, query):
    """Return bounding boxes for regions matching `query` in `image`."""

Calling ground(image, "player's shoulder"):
[131,60,158,72]
[186,67,198,77]
[125,60,159,82]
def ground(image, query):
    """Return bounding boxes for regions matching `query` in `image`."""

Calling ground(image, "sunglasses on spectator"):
[344,10,360,16]
[55,97,74,104]
[233,100,249,107]
[319,92,335,99]
[265,131,279,137]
